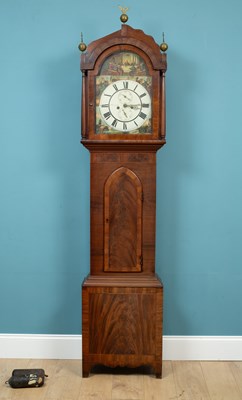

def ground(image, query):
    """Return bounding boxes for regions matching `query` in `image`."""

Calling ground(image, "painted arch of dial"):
[99,79,151,132]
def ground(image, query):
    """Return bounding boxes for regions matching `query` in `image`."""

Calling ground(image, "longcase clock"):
[79,16,167,378]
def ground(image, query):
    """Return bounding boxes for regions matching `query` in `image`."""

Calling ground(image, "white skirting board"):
[0,335,242,360]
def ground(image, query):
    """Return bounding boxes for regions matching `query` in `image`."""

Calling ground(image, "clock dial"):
[95,51,152,135]
[99,80,151,132]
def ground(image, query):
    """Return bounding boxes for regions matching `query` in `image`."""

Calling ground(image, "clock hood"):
[81,24,167,72]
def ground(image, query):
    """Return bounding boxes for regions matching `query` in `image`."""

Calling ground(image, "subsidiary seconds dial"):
[99,79,151,132]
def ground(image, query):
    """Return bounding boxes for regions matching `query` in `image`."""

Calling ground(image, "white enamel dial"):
[99,79,151,132]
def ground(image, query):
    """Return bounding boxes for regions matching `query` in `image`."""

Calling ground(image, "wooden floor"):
[1,359,242,399]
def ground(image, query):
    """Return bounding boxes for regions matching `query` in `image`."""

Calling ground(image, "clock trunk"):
[90,151,156,275]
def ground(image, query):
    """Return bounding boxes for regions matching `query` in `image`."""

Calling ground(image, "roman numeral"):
[123,81,128,89]
[104,94,111,97]
[142,103,150,108]
[134,121,138,127]
[113,84,118,91]
[139,111,147,120]
[101,104,109,108]
[123,122,127,130]
[140,93,147,98]
[133,84,138,91]
[104,111,111,120]
[111,119,118,127]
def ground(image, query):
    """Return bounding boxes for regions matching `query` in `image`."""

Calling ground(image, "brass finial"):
[160,32,168,52]
[78,32,87,52]
[119,5,129,23]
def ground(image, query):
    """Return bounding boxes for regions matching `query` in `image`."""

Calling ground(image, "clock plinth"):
[80,24,167,378]
[82,275,163,378]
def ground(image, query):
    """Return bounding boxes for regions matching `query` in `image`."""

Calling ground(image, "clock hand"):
[120,93,132,101]
[123,104,141,110]
[122,108,128,118]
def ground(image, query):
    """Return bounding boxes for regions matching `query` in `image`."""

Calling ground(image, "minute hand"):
[123,104,141,109]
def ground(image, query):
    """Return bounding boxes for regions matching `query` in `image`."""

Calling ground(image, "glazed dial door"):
[96,51,152,135]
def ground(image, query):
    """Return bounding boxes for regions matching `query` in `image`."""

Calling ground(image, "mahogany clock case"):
[80,24,167,378]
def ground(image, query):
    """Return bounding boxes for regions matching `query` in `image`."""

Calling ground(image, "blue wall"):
[1,0,242,335]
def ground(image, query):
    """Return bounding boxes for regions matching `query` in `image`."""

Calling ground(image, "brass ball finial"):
[78,32,87,52]
[120,13,128,23]
[160,32,168,52]
[119,5,129,23]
